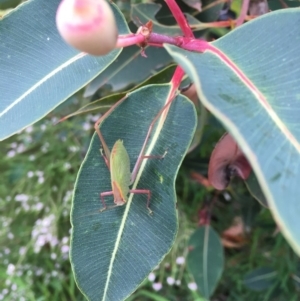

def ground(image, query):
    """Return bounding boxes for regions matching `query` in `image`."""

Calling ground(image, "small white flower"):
[4,248,10,255]
[50,236,59,247]
[19,247,26,255]
[16,143,25,153]
[63,190,73,203]
[223,191,231,201]
[51,117,58,124]
[82,122,91,131]
[7,150,16,158]
[61,245,69,254]
[11,283,17,291]
[41,142,49,153]
[27,171,34,178]
[148,272,155,282]
[62,237,69,244]
[38,177,45,184]
[175,280,181,286]
[10,142,17,149]
[2,289,8,295]
[35,268,44,276]
[17,270,23,277]
[34,202,44,211]
[22,203,30,211]
[51,253,57,260]
[51,271,58,277]
[29,155,36,161]
[176,256,185,265]
[6,263,15,275]
[90,114,101,122]
[40,124,47,131]
[7,233,14,240]
[167,277,175,285]
[64,162,71,170]
[2,219,10,227]
[15,194,29,202]
[25,135,33,143]
[0,294,4,300]
[25,126,33,133]
[68,145,79,152]
[36,171,44,177]
[188,282,198,291]
[152,282,162,291]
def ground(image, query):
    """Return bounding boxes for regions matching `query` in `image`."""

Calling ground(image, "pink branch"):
[235,0,250,27]
[116,34,145,48]
[164,0,194,37]
[115,32,210,53]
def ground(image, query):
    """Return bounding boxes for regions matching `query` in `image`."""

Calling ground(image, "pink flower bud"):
[56,0,118,56]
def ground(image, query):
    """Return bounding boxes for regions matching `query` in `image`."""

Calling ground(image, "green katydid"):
[94,93,175,214]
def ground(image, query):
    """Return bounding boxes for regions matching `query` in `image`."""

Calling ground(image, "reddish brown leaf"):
[221,217,248,248]
[208,133,252,190]
[190,171,212,188]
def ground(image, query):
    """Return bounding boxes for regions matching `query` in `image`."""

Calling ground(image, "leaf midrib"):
[0,52,86,118]
[207,43,300,153]
[101,84,173,301]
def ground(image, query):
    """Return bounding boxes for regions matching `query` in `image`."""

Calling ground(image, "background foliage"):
[1,0,300,300]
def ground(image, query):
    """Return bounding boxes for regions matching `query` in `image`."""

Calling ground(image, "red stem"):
[130,66,184,183]
[116,34,145,48]
[164,0,194,37]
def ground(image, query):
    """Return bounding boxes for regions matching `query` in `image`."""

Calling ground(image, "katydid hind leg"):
[129,189,152,214]
[129,150,168,184]
[100,191,114,212]
[130,94,175,184]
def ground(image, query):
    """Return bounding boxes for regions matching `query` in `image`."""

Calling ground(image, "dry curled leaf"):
[221,217,248,248]
[208,133,252,190]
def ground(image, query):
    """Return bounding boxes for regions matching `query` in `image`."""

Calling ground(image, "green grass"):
[0,98,299,301]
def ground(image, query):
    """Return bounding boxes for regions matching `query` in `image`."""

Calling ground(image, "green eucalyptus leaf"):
[292,263,300,289]
[181,0,202,11]
[65,65,176,120]
[245,172,268,207]
[164,8,300,255]
[131,3,202,34]
[243,267,277,291]
[187,226,224,299]
[196,0,224,22]
[0,0,20,9]
[268,0,300,10]
[84,45,172,97]
[0,0,129,141]
[70,84,197,301]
